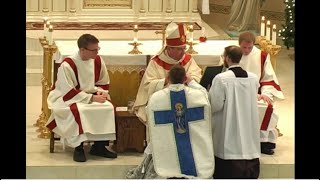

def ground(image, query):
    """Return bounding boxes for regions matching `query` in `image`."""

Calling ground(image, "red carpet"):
[26,22,201,30]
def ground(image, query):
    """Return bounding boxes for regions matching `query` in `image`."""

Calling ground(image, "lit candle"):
[189,25,194,42]
[45,20,50,40]
[133,25,138,42]
[43,17,48,38]
[48,25,53,45]
[260,16,265,36]
[272,24,277,45]
[266,20,271,41]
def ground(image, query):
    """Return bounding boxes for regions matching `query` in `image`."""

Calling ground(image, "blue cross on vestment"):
[154,90,205,177]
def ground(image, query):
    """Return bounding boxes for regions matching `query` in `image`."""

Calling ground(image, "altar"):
[53,39,238,106]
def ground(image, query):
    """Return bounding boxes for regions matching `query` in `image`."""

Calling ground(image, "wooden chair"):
[49,62,61,153]
[49,61,147,153]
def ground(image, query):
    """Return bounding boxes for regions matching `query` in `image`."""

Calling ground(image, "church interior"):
[26,0,294,178]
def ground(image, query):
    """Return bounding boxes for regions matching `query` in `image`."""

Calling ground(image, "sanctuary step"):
[27,120,294,179]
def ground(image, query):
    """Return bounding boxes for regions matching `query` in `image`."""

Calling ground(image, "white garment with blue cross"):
[147,85,215,178]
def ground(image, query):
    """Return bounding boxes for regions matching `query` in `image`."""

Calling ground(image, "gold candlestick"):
[39,37,48,47]
[256,36,265,46]
[128,42,142,54]
[37,44,58,139]
[266,44,281,71]
[34,38,48,127]
[260,39,271,52]
[186,41,198,54]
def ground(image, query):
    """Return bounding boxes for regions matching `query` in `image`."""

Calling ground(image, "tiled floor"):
[26,22,294,178]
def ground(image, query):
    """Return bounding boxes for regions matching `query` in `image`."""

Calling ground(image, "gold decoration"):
[39,37,48,46]
[36,44,58,139]
[186,41,198,54]
[128,42,142,54]
[108,70,142,107]
[260,39,271,52]
[256,35,265,46]
[266,44,281,71]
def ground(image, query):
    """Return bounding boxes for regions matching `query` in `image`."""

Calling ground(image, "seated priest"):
[238,32,285,155]
[126,64,214,179]
[45,33,117,162]
[133,22,202,136]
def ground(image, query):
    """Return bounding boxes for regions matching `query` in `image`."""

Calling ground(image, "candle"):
[48,25,53,45]
[45,20,50,40]
[260,16,265,36]
[133,25,138,42]
[266,20,271,41]
[272,24,277,45]
[43,17,48,31]
[189,25,194,42]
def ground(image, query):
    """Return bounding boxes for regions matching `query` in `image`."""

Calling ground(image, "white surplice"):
[46,51,116,148]
[209,66,261,159]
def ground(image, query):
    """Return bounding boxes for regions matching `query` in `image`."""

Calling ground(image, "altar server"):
[46,34,117,162]
[209,45,261,179]
[238,31,285,155]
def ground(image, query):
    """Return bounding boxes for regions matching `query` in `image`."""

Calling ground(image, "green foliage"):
[279,0,295,49]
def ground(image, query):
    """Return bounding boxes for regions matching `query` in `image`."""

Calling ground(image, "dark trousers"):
[213,156,260,179]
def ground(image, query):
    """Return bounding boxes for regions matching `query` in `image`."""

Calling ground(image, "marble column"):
[42,0,49,13]
[166,0,172,13]
[192,0,198,13]
[140,0,146,13]
[69,0,76,13]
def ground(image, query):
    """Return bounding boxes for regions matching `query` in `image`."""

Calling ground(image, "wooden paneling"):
[115,111,146,153]
[108,69,143,107]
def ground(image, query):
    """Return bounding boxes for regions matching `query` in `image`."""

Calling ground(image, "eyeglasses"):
[84,47,101,52]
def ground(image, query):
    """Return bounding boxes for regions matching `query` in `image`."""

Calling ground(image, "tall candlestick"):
[43,17,48,38]
[133,25,138,42]
[260,16,265,36]
[266,20,271,41]
[272,24,277,45]
[189,25,194,42]
[48,25,53,45]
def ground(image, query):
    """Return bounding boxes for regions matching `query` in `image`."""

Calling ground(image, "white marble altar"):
[53,40,239,66]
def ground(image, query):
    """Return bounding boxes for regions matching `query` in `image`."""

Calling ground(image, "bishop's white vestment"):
[46,52,116,148]
[240,46,284,143]
[133,50,202,125]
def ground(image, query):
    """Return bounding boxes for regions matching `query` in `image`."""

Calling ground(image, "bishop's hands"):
[184,73,193,85]
[164,72,194,86]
